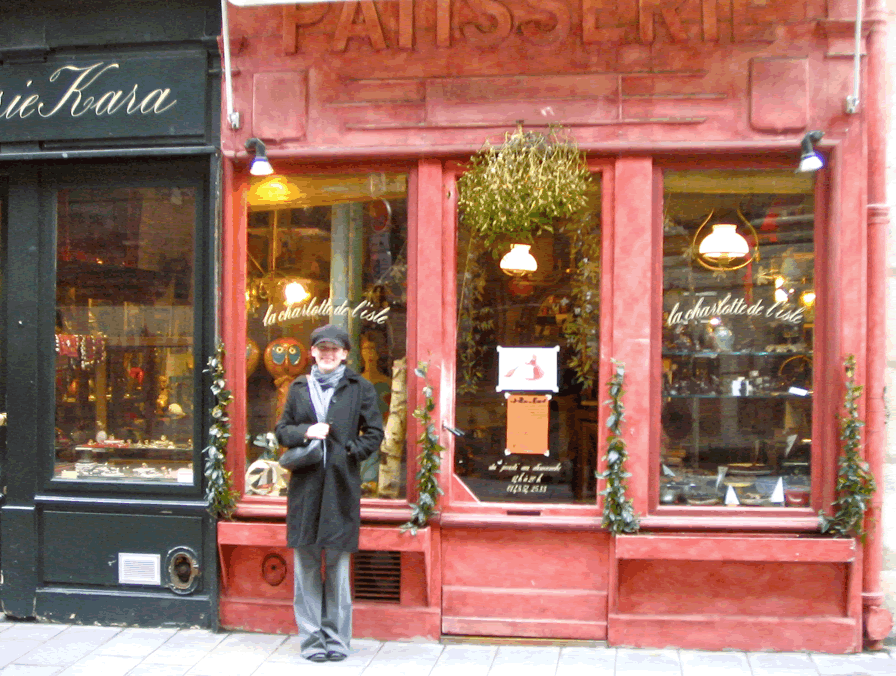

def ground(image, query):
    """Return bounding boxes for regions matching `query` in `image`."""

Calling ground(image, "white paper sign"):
[496,346,559,392]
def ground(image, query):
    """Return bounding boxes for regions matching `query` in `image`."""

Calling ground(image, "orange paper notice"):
[506,394,550,455]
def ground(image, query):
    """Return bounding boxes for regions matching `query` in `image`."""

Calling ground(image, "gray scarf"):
[307,364,345,466]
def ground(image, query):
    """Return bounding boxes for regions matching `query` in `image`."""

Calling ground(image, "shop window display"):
[660,169,815,508]
[244,173,408,499]
[454,179,601,504]
[54,186,197,482]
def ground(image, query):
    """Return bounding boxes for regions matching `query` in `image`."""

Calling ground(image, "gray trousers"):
[293,547,352,656]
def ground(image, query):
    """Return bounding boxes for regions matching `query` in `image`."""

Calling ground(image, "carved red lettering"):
[398,0,414,49]
[460,0,512,47]
[282,4,329,55]
[581,0,625,44]
[436,0,452,47]
[518,0,571,46]
[703,0,718,41]
[639,0,688,43]
[331,0,387,52]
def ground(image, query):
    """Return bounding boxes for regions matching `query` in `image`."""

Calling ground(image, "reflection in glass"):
[661,170,815,508]
[454,179,601,504]
[54,187,196,482]
[244,174,408,499]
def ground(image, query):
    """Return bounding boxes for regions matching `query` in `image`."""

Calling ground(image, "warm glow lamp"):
[284,280,310,305]
[499,244,538,276]
[698,223,750,262]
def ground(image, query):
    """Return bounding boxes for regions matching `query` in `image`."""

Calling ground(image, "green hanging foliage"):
[598,360,639,534]
[819,355,876,539]
[401,362,444,535]
[204,342,239,519]
[457,125,591,249]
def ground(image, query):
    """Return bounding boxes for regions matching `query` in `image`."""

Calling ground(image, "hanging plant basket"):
[457,125,591,249]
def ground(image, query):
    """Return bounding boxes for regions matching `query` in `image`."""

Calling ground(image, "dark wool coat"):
[275,368,383,552]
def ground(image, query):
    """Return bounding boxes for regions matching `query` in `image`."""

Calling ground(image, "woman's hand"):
[305,422,330,440]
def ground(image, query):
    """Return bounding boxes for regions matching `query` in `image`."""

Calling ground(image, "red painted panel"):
[616,560,848,617]
[442,528,610,589]
[443,617,606,640]
[615,534,856,562]
[443,586,607,622]
[608,614,858,653]
[221,599,441,640]
[252,71,307,141]
[749,58,809,132]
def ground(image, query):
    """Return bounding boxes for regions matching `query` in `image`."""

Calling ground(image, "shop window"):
[454,178,601,504]
[54,186,197,482]
[244,173,408,499]
[660,169,815,508]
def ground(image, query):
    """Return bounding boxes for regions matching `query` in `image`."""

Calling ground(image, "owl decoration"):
[264,337,308,420]
[246,338,261,376]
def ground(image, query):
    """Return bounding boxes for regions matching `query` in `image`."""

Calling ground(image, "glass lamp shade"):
[500,244,538,276]
[698,224,750,262]
[797,153,823,173]
[283,280,310,305]
[249,157,274,176]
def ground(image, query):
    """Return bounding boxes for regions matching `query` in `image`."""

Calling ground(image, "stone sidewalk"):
[0,620,894,676]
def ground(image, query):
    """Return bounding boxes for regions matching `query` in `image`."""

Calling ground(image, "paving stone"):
[812,651,896,675]
[488,646,561,676]
[680,650,752,676]
[90,627,179,657]
[54,655,140,676]
[0,627,68,643]
[205,632,286,656]
[0,641,45,669]
[126,665,191,676]
[615,648,682,675]
[748,651,820,676]
[142,630,228,665]
[430,644,497,676]
[361,641,444,676]
[0,666,63,676]
[185,652,270,676]
[556,646,616,675]
[14,627,120,667]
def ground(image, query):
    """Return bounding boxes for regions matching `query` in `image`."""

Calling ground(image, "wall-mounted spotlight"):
[797,131,824,173]
[245,137,274,176]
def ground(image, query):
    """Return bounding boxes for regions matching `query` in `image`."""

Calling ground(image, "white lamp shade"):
[249,157,274,176]
[284,281,310,305]
[797,153,823,173]
[698,224,750,261]
[500,244,538,276]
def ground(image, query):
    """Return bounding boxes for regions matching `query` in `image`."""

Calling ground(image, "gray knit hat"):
[310,324,351,350]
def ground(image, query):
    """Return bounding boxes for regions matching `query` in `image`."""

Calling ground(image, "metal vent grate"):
[352,550,401,603]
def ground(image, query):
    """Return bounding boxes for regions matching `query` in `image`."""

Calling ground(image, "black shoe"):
[305,652,328,663]
[326,651,347,662]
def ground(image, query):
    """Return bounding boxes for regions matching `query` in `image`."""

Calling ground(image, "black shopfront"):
[0,0,220,626]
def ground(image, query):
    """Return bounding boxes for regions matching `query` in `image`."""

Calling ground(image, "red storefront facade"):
[216,0,891,652]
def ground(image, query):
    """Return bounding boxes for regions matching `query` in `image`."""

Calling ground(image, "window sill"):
[232,495,411,521]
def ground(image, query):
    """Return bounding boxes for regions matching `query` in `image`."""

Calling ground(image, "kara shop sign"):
[0,54,206,143]
[282,0,802,53]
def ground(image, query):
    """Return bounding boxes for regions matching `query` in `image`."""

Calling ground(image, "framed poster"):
[496,346,559,392]
[505,393,550,455]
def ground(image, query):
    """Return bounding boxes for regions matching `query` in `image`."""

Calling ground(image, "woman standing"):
[275,324,384,663]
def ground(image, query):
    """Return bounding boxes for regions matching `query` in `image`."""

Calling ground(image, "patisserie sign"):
[263,297,390,327]
[666,293,805,327]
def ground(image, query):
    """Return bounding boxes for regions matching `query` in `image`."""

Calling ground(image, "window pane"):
[54,186,196,482]
[661,169,814,508]
[454,178,601,503]
[244,173,408,499]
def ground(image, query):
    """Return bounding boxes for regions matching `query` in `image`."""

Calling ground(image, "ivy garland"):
[820,355,876,539]
[204,342,238,519]
[401,362,444,535]
[457,125,591,248]
[598,360,639,534]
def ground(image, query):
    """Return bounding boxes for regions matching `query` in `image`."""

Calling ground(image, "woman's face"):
[311,342,348,374]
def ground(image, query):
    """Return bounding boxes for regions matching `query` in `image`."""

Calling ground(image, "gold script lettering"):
[38,63,120,118]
